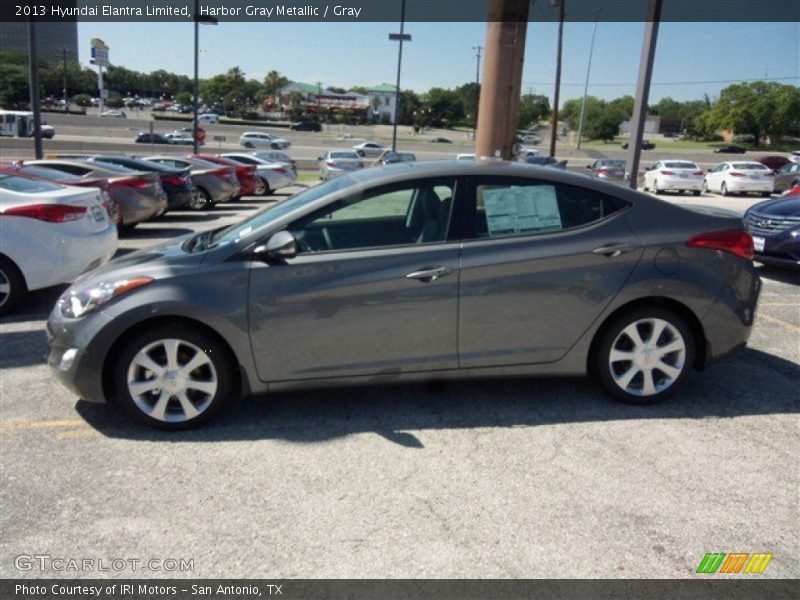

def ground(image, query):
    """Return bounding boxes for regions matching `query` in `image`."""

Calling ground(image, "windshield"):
[733,163,768,170]
[600,160,625,168]
[331,152,360,160]
[0,174,63,193]
[17,165,83,182]
[664,162,699,169]
[211,175,355,245]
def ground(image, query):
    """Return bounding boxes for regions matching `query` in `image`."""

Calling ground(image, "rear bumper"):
[727,180,773,193]
[659,177,704,191]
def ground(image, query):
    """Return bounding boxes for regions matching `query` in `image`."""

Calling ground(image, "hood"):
[747,196,800,218]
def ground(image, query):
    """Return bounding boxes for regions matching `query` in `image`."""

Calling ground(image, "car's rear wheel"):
[653,179,662,194]
[702,180,709,193]
[720,182,729,196]
[189,186,213,210]
[253,177,270,196]
[112,325,236,429]
[692,190,701,196]
[0,257,26,317]
[243,142,254,148]
[761,191,771,197]
[595,308,695,405]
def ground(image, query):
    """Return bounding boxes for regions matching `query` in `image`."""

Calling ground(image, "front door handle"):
[592,243,636,258]
[406,266,454,282]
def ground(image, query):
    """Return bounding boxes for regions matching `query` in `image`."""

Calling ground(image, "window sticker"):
[482,185,562,235]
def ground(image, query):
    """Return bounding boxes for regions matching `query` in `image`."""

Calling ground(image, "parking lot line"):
[757,313,800,333]
[0,419,85,431]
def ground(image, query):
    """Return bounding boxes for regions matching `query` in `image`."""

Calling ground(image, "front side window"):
[288,180,456,253]
[467,177,627,240]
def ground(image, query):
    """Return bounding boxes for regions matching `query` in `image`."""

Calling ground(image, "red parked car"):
[193,154,263,198]
[757,156,791,172]
[0,161,121,224]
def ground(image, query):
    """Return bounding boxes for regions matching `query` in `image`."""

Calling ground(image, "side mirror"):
[256,230,296,261]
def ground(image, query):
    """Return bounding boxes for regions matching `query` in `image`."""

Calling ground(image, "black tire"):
[692,190,701,196]
[720,182,729,196]
[243,142,254,148]
[593,307,695,406]
[253,177,270,196]
[357,150,365,157]
[653,179,662,194]
[0,256,26,317]
[118,223,138,235]
[271,143,280,150]
[761,192,771,197]
[189,187,213,210]
[110,323,237,430]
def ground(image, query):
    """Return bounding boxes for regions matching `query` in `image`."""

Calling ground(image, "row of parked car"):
[0,151,298,315]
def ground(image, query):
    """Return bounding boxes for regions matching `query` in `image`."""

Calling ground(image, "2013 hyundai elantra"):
[47,161,760,429]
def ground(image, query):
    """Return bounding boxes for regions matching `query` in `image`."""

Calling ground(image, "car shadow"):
[75,347,799,447]
[756,265,800,285]
[157,213,236,222]
[119,227,194,239]
[0,285,64,324]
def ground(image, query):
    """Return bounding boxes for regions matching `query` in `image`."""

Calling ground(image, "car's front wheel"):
[189,187,213,210]
[720,182,729,196]
[112,325,236,429]
[595,308,695,405]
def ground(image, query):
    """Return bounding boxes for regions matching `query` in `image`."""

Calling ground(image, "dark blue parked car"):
[744,192,800,270]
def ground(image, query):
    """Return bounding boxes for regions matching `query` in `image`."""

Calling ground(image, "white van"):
[198,113,219,124]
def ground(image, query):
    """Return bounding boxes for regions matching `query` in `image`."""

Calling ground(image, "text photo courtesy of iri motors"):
[0,1,798,599]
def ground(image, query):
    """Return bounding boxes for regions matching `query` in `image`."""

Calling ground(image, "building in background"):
[0,21,79,64]
[365,84,398,124]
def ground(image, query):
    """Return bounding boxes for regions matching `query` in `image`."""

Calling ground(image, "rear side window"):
[467,177,628,240]
[0,174,62,193]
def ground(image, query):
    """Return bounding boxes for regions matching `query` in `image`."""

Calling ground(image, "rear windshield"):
[17,165,83,182]
[330,152,360,160]
[600,160,625,167]
[0,174,62,193]
[664,162,698,169]
[733,163,768,170]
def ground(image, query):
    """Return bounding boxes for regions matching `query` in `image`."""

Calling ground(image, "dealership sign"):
[90,38,109,67]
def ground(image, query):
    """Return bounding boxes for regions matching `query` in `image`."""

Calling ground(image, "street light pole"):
[28,20,42,159]
[193,0,200,154]
[390,0,409,152]
[472,45,482,141]
[576,8,601,150]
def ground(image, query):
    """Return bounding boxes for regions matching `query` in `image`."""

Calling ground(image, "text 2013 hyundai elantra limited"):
[47,161,760,429]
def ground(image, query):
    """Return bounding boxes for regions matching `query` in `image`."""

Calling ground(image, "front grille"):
[744,212,800,236]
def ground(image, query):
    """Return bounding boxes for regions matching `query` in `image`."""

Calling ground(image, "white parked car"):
[456,153,476,161]
[198,113,219,124]
[704,161,774,197]
[519,148,540,161]
[0,174,118,315]
[164,131,197,145]
[319,150,363,180]
[100,110,126,118]
[221,152,296,193]
[790,150,800,165]
[643,160,705,195]
[239,132,291,150]
[352,142,384,157]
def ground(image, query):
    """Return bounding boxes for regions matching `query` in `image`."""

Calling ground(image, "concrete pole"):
[549,0,565,157]
[475,0,530,160]
[576,11,600,150]
[391,0,407,152]
[193,0,200,154]
[627,0,662,189]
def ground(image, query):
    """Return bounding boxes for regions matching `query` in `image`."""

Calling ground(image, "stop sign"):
[195,127,206,142]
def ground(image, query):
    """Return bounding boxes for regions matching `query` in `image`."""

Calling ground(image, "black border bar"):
[3,0,800,22]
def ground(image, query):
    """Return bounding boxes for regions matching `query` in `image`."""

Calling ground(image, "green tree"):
[710,81,800,146]
[175,91,193,105]
[260,70,289,98]
[608,95,634,119]
[518,93,551,129]
[586,106,625,141]
[0,63,30,109]
[73,94,92,107]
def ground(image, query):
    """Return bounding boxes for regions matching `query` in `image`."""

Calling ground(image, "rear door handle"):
[592,243,636,258]
[406,266,454,282]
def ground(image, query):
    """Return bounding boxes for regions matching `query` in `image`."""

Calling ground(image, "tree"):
[560,96,605,131]
[73,94,92,107]
[421,87,464,128]
[260,70,288,98]
[399,90,421,126]
[455,82,481,126]
[0,63,30,109]
[586,107,625,141]
[175,91,193,105]
[105,96,124,108]
[608,95,634,120]
[709,81,800,146]
[518,94,551,129]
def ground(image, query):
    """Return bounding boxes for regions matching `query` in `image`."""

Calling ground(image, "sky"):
[77,20,800,104]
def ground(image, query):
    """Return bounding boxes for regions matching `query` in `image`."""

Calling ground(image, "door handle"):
[405,266,454,282]
[592,243,636,258]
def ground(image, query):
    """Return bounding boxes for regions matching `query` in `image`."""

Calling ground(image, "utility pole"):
[549,0,565,157]
[62,48,68,112]
[475,0,530,160]
[28,20,43,159]
[193,0,217,154]
[472,44,482,140]
[389,0,410,152]
[627,0,663,189]
[576,8,601,150]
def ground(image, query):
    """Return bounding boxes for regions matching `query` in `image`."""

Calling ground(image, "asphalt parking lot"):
[0,186,798,579]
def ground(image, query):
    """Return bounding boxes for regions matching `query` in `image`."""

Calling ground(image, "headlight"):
[59,276,153,319]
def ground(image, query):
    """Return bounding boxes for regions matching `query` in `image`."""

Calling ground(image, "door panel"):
[458,177,642,367]
[248,245,459,381]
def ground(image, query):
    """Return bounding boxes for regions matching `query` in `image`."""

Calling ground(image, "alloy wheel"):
[0,268,10,308]
[126,338,218,423]
[608,318,686,397]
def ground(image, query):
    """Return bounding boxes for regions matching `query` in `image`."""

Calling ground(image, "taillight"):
[598,167,609,174]
[358,162,364,169]
[210,169,231,180]
[660,170,675,175]
[272,167,288,175]
[4,203,87,223]
[693,171,705,176]
[729,172,746,178]
[115,177,150,189]
[162,174,185,186]
[326,161,335,167]
[687,230,754,260]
